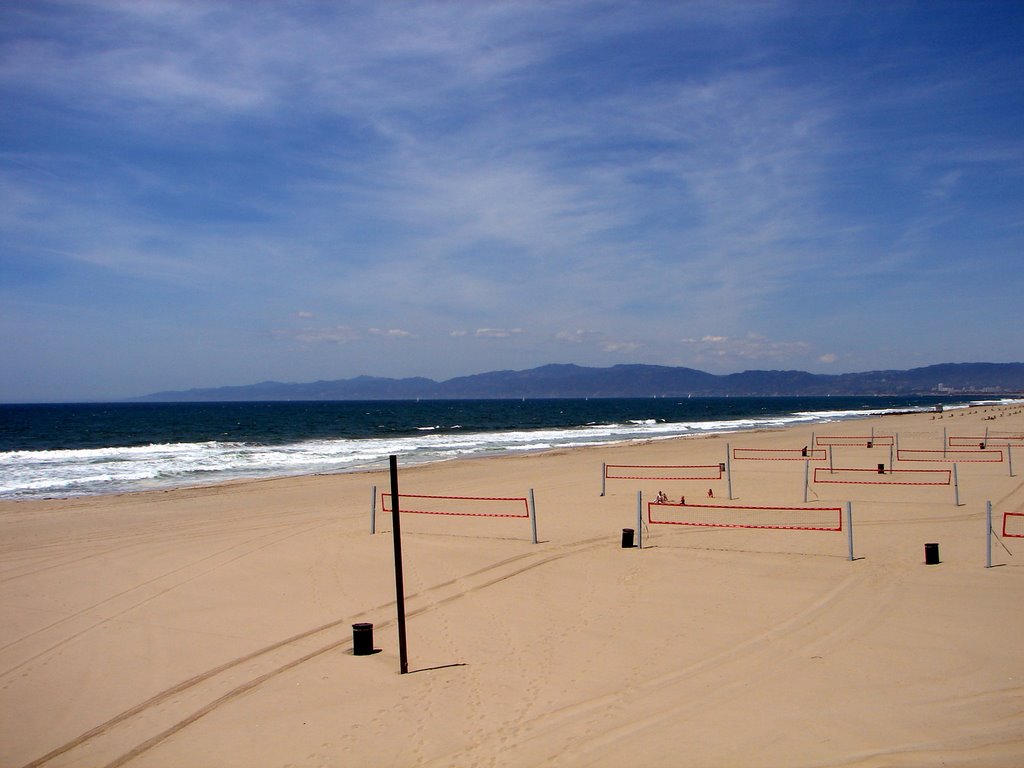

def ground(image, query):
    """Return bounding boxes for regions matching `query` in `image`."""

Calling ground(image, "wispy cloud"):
[2,1,1021,399]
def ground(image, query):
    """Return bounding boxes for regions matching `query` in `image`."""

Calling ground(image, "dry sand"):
[2,404,1023,767]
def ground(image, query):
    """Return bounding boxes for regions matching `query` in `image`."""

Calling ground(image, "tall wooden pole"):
[389,455,409,674]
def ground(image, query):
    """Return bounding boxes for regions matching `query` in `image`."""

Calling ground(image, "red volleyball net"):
[731,447,827,461]
[647,501,843,532]
[815,435,894,447]
[948,434,1024,447]
[896,448,1003,463]
[604,463,725,481]
[381,492,529,519]
[813,467,951,486]
[1002,512,1024,539]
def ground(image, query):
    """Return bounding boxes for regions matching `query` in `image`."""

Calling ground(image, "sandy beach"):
[2,404,1023,767]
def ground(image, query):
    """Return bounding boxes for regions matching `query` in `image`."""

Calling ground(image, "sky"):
[2,1,1023,402]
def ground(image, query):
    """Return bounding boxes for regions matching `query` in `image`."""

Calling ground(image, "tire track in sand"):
[20,537,606,768]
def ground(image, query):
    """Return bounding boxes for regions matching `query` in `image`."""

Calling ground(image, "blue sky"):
[2,1,1022,402]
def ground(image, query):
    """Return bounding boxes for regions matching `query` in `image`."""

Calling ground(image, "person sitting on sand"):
[707,488,714,498]
[655,490,669,504]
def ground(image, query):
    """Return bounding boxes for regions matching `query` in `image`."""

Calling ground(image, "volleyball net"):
[604,463,725,481]
[376,490,538,543]
[647,501,843,532]
[381,492,529,518]
[1002,512,1024,539]
[813,467,951,486]
[601,462,726,496]
[897,448,1003,463]
[816,435,894,447]
[731,447,827,461]
[949,434,1024,447]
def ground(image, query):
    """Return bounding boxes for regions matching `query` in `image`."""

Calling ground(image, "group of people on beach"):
[654,488,714,505]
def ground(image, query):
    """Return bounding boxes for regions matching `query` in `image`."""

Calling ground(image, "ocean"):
[0,396,1002,500]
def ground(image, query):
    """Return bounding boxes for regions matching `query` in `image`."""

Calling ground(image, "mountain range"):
[134,362,1024,401]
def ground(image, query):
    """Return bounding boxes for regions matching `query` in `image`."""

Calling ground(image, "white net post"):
[601,463,606,496]
[986,500,993,568]
[846,501,854,561]
[529,488,538,544]
[726,444,733,499]
[634,489,643,548]
[370,484,377,534]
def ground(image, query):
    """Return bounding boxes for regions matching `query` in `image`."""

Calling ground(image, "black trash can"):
[924,543,940,565]
[877,463,885,474]
[621,528,635,548]
[353,622,374,655]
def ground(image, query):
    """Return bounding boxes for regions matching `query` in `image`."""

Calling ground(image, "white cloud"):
[276,325,361,345]
[369,328,414,339]
[474,328,523,338]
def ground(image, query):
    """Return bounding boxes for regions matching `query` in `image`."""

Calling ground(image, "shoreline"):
[2,405,1022,767]
[7,398,1019,505]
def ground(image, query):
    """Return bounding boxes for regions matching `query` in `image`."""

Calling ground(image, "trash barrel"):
[621,528,635,548]
[353,622,374,655]
[877,463,885,474]
[924,543,940,565]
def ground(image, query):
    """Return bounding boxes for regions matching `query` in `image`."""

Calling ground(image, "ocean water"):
[0,396,993,500]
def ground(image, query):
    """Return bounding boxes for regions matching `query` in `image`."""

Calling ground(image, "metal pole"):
[529,488,538,544]
[829,445,834,474]
[984,426,989,448]
[953,463,960,507]
[889,443,894,470]
[943,427,947,457]
[636,490,643,549]
[803,459,809,503]
[986,500,993,569]
[601,463,606,497]
[846,502,854,562]
[371,485,377,534]
[726,443,733,500]
[1009,445,1014,477]
[389,455,409,674]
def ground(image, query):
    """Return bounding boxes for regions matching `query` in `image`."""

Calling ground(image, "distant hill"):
[133,362,1024,401]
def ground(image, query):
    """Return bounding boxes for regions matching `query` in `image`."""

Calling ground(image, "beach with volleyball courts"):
[2,402,1023,767]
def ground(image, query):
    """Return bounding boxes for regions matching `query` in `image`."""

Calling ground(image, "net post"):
[984,426,989,448]
[370,485,377,534]
[389,456,409,675]
[726,444,733,500]
[943,427,947,457]
[529,488,538,544]
[889,443,894,470]
[636,490,643,549]
[803,460,809,503]
[846,501,854,561]
[829,445,834,474]
[1009,445,1014,477]
[986,500,993,568]
[953,463,960,506]
[601,463,606,496]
